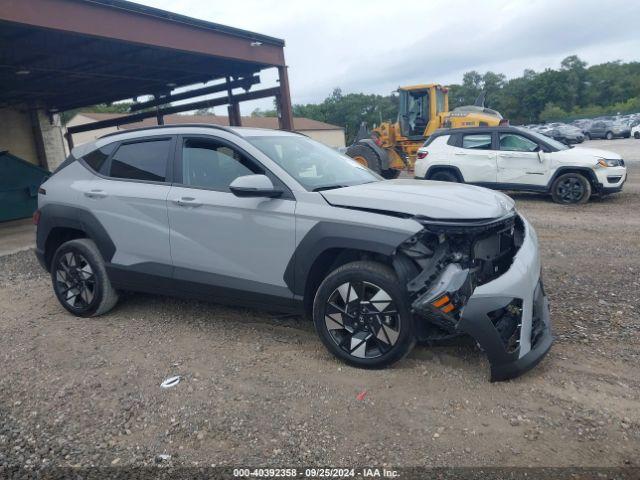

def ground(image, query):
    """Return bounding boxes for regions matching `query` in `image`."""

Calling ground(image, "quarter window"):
[462,134,492,150]
[499,134,539,152]
[181,138,262,190]
[109,139,171,182]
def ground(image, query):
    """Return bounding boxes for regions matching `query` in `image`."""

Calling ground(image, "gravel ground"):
[0,139,639,470]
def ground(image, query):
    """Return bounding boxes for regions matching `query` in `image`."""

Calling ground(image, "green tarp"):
[0,151,50,222]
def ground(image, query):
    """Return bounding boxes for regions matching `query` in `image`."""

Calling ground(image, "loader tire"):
[345,143,382,174]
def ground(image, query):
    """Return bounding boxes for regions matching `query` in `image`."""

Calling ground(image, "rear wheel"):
[51,239,119,317]
[634,131,640,139]
[313,261,415,368]
[381,169,401,179]
[551,173,591,204]
[345,143,381,173]
[605,131,614,140]
[428,169,459,182]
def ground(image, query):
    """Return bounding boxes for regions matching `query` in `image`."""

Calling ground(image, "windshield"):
[515,127,569,151]
[247,135,381,191]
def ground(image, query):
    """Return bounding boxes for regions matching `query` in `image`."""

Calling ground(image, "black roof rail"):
[98,123,242,140]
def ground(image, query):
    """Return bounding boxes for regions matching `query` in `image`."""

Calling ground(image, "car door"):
[496,132,549,187]
[84,136,174,275]
[452,133,497,183]
[167,133,296,307]
[590,122,605,138]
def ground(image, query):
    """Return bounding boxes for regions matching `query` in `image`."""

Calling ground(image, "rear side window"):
[462,134,492,150]
[109,139,171,182]
[82,144,116,174]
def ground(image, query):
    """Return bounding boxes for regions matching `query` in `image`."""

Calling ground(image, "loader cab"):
[398,87,430,138]
[398,85,448,139]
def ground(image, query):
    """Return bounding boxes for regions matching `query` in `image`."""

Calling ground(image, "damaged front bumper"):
[457,216,552,381]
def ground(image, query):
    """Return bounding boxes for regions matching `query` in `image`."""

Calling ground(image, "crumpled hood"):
[320,179,515,220]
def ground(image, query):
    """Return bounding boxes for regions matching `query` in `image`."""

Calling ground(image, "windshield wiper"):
[312,184,348,192]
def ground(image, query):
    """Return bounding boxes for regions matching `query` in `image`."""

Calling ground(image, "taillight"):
[417,151,429,160]
[33,209,41,225]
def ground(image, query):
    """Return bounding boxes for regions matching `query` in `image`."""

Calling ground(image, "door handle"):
[173,196,202,207]
[84,189,107,199]
[454,152,469,156]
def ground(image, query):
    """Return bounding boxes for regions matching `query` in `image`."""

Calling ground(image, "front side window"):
[247,135,379,191]
[462,134,492,150]
[181,138,262,190]
[109,139,171,182]
[499,134,539,152]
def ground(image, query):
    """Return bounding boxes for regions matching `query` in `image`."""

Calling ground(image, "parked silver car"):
[34,125,552,380]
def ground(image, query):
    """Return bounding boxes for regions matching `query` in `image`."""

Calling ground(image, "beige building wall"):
[0,107,66,170]
[301,129,345,148]
[0,107,38,165]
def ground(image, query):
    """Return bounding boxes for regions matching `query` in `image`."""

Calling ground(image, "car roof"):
[72,124,301,158]
[430,125,527,137]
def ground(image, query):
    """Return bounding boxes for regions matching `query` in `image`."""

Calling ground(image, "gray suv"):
[35,125,552,381]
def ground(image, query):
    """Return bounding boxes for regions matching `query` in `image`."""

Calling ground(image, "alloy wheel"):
[324,281,400,359]
[557,177,585,203]
[54,252,96,309]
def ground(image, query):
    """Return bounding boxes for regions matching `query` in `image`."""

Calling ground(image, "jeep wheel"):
[429,170,459,182]
[51,239,119,317]
[313,261,415,368]
[345,144,381,174]
[634,131,640,139]
[605,131,614,140]
[551,173,591,204]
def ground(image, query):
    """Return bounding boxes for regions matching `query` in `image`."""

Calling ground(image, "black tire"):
[605,131,614,140]
[583,133,590,140]
[51,238,119,317]
[428,169,459,182]
[381,169,401,179]
[634,131,640,139]
[551,173,592,205]
[345,143,382,174]
[312,261,415,369]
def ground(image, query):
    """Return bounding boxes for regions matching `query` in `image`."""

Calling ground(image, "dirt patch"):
[0,167,638,469]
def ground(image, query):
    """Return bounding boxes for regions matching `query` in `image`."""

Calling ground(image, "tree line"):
[253,55,640,143]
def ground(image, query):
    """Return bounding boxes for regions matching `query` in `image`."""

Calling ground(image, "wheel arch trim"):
[37,204,116,271]
[425,165,465,182]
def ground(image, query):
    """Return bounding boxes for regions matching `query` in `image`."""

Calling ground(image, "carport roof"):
[0,0,287,112]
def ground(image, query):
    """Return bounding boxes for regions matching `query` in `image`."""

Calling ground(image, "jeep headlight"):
[597,158,623,167]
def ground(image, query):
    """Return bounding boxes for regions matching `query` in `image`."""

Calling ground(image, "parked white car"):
[414,126,627,204]
[632,123,640,139]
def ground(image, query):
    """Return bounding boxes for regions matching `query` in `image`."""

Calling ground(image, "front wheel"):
[634,131,640,139]
[551,173,592,204]
[312,261,415,368]
[51,239,119,317]
[605,131,614,140]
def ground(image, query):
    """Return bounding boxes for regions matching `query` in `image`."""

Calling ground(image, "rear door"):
[452,133,497,183]
[84,136,174,274]
[496,132,548,186]
[166,133,296,307]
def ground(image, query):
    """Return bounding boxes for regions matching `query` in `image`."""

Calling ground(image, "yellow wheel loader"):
[346,84,504,178]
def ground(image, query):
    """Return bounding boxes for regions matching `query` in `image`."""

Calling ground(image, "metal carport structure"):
[0,0,294,167]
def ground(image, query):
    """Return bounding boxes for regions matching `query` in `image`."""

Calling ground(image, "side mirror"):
[229,174,282,198]
[537,151,545,163]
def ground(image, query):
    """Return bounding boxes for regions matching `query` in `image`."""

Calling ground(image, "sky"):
[135,0,640,114]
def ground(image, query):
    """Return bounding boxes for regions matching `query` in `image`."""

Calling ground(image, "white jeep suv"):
[414,126,627,204]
